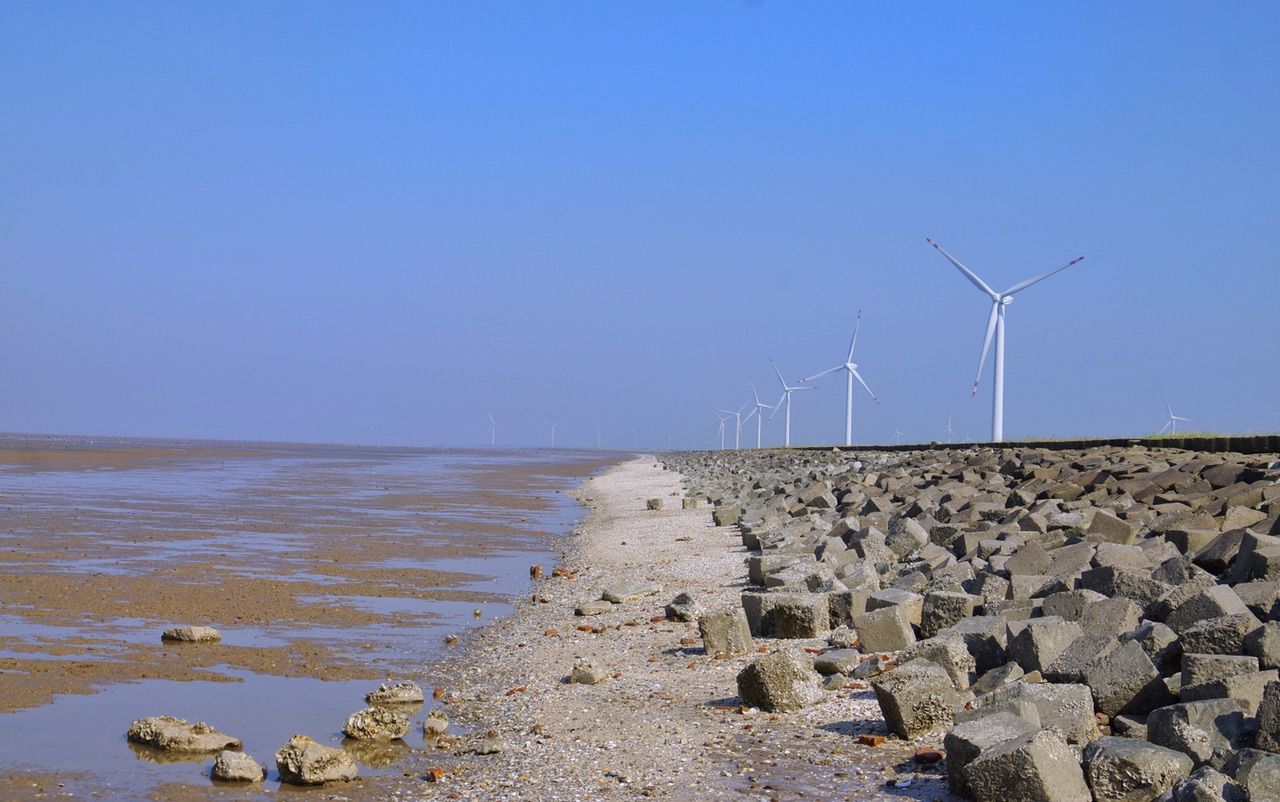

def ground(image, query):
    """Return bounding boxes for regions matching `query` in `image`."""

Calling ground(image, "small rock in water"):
[211,749,265,783]
[161,625,222,643]
[342,707,412,741]
[127,716,241,753]
[275,734,358,785]
[423,710,449,739]
[364,680,424,705]
[530,565,544,580]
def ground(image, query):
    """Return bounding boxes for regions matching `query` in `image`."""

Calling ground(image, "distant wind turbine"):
[946,414,954,444]
[712,409,732,450]
[1160,391,1195,434]
[769,358,815,448]
[545,421,558,448]
[801,309,879,446]
[928,238,1084,442]
[487,412,496,446]
[895,427,903,445]
[747,378,777,449]
[715,404,750,450]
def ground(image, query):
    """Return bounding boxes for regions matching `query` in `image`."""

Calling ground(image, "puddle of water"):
[1,669,438,785]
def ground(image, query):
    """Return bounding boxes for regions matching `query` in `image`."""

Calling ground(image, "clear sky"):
[2,2,1277,450]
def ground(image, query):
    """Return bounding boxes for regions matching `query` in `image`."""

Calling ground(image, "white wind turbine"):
[545,421,559,448]
[769,358,815,448]
[801,310,879,446]
[1160,391,1195,434]
[928,238,1084,442]
[715,404,750,450]
[747,378,777,449]
[487,412,496,446]
[712,409,732,450]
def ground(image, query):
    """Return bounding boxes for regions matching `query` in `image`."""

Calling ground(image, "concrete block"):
[1082,736,1193,802]
[866,587,924,626]
[943,615,1009,674]
[1147,699,1252,768]
[963,728,1092,802]
[1179,613,1262,656]
[920,590,981,639]
[1041,589,1108,622]
[897,633,977,690]
[852,604,916,653]
[736,647,825,713]
[980,682,1100,746]
[1164,585,1254,634]
[698,608,754,656]
[1181,654,1260,687]
[1007,616,1085,674]
[944,711,1041,799]
[1245,620,1280,670]
[870,659,961,738]
[1080,597,1145,638]
[1083,639,1177,717]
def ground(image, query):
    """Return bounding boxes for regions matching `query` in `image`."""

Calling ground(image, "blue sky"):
[2,2,1277,449]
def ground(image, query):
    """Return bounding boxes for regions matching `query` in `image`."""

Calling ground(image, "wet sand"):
[0,436,621,800]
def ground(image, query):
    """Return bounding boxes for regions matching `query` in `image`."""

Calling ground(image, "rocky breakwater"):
[662,444,1280,802]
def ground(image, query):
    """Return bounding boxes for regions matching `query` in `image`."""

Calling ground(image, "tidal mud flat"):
[0,436,619,801]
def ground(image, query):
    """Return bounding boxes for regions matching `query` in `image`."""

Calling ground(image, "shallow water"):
[0,438,621,794]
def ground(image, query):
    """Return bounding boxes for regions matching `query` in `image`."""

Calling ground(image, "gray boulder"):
[944,711,1041,799]
[736,647,824,713]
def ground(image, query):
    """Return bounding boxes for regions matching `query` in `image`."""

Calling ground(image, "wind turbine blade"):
[973,301,999,396]
[770,358,788,389]
[847,310,863,361]
[851,368,879,404]
[1003,256,1084,296]
[750,378,763,405]
[801,365,842,383]
[769,392,787,421]
[927,238,999,300]
[743,407,757,423]
[1161,390,1175,419]
[1159,420,1172,434]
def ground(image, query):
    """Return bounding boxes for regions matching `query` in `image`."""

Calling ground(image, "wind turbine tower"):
[801,310,879,446]
[487,412,496,446]
[928,238,1084,442]
[747,378,777,449]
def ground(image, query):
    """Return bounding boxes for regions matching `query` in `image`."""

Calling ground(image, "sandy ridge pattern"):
[393,455,954,802]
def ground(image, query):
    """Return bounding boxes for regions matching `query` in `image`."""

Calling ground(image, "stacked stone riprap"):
[662,445,1280,802]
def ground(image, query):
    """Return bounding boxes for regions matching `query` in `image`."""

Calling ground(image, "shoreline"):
[395,454,951,801]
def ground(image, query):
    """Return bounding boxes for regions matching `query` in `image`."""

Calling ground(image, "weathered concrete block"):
[1082,736,1193,802]
[897,633,977,690]
[1164,585,1254,634]
[1222,748,1280,801]
[920,590,981,639]
[1179,613,1262,656]
[1081,597,1145,638]
[1122,621,1183,676]
[1246,620,1280,670]
[1180,669,1278,714]
[980,682,1100,746]
[944,615,1009,674]
[1083,639,1177,717]
[812,648,861,675]
[1007,616,1085,674]
[852,604,916,652]
[866,587,924,627]
[1087,509,1138,544]
[1167,766,1247,801]
[1182,653,1260,686]
[944,711,1041,799]
[963,728,1092,802]
[870,659,961,738]
[1254,679,1280,752]
[770,593,832,639]
[1045,634,1119,684]
[698,608,754,656]
[736,647,825,713]
[1042,589,1108,622]
[1147,699,1252,768]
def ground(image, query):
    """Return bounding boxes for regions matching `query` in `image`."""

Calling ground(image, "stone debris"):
[160,625,221,643]
[126,716,241,753]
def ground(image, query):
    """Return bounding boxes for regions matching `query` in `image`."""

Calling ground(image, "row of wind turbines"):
[717,238,1199,449]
